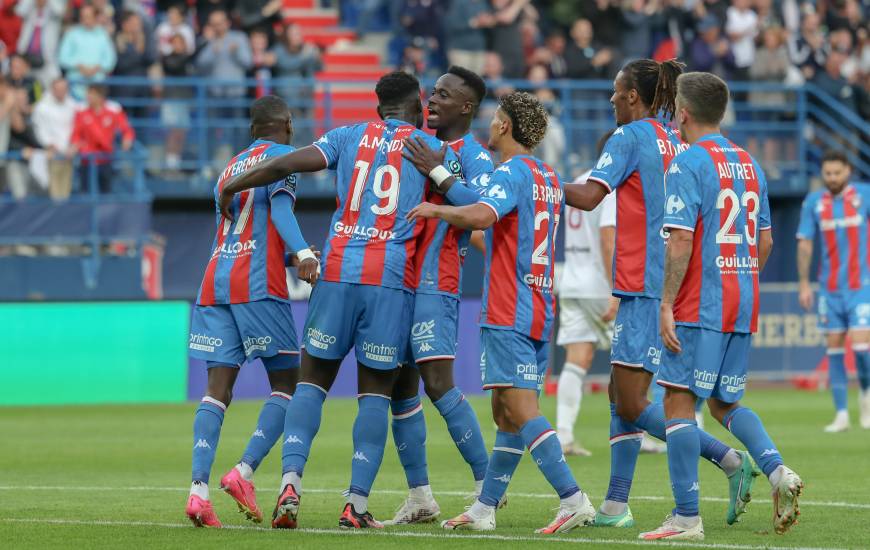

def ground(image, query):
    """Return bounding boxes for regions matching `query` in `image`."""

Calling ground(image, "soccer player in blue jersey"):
[563,59,755,528]
[797,150,870,432]
[644,72,803,540]
[220,71,459,529]
[385,66,494,525]
[404,91,596,534]
[185,96,319,528]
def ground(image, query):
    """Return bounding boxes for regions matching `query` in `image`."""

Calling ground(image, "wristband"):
[429,165,452,187]
[296,248,317,263]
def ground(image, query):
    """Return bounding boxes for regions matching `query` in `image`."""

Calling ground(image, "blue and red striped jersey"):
[478,155,564,341]
[586,118,687,299]
[313,119,454,292]
[414,133,494,296]
[197,139,298,305]
[662,134,772,334]
[797,183,870,293]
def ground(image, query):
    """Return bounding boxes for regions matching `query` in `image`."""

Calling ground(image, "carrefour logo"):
[666,195,686,215]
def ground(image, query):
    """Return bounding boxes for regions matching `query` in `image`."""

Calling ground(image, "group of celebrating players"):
[183,58,805,541]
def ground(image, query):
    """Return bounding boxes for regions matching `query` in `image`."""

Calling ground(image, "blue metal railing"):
[7,76,869,199]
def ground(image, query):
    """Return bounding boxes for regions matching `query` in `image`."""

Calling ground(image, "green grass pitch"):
[1,388,867,549]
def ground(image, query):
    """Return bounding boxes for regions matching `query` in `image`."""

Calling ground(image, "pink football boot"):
[186,494,222,528]
[220,468,263,523]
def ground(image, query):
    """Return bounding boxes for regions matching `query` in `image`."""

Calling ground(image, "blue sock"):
[391,395,429,488]
[854,347,870,391]
[433,387,489,481]
[282,383,327,475]
[722,406,783,477]
[606,403,642,504]
[828,349,848,411]
[636,401,733,467]
[241,391,291,470]
[666,418,700,517]
[191,396,226,484]
[478,431,524,506]
[519,416,580,499]
[349,394,390,497]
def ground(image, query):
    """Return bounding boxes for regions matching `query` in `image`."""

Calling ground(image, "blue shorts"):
[480,328,549,391]
[657,326,750,403]
[818,288,870,333]
[403,292,459,366]
[303,280,413,370]
[611,296,662,374]
[189,300,300,369]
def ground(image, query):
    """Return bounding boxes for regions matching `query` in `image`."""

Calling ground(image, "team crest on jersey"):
[666,194,686,215]
[448,159,463,177]
[283,174,297,195]
[596,152,613,170]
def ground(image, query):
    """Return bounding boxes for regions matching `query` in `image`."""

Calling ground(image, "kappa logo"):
[252,429,266,439]
[194,439,211,449]
[315,135,328,145]
[455,429,473,446]
[760,449,779,457]
[494,474,511,484]
[418,341,434,353]
[666,194,686,215]
[668,162,682,175]
[496,165,511,175]
[476,151,491,162]
[353,451,370,463]
[596,152,613,170]
[486,184,507,200]
[285,435,304,445]
[613,127,624,135]
[688,482,700,492]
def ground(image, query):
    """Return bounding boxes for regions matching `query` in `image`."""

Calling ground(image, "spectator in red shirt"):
[70,84,134,193]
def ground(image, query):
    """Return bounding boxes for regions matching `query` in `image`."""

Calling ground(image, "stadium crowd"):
[0,0,867,199]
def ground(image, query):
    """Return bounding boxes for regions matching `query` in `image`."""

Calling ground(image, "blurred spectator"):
[7,54,39,104]
[248,28,275,97]
[788,11,827,81]
[725,0,758,81]
[829,28,859,82]
[0,0,21,54]
[564,19,613,79]
[445,0,492,75]
[530,30,568,78]
[754,0,783,30]
[33,77,78,200]
[160,34,197,174]
[197,9,252,160]
[693,0,728,31]
[113,11,157,115]
[70,85,135,194]
[490,0,532,79]
[688,15,735,74]
[234,0,283,34]
[621,0,658,62]
[196,0,234,30]
[15,0,65,87]
[91,0,117,35]
[7,85,41,200]
[156,4,195,56]
[482,51,514,99]
[0,76,13,191]
[58,4,117,99]
[825,0,863,34]
[398,37,431,77]
[813,50,857,110]
[584,0,622,52]
[527,63,565,172]
[271,23,320,88]
[398,0,446,73]
[749,26,791,177]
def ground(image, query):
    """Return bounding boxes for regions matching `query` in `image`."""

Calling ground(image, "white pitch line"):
[0,484,867,511]
[0,518,845,550]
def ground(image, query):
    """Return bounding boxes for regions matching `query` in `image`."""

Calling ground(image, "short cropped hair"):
[375,71,421,108]
[447,65,487,105]
[250,95,290,124]
[821,149,850,166]
[676,72,729,125]
[498,91,549,150]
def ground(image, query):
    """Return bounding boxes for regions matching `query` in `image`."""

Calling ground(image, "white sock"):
[600,500,627,516]
[474,479,483,495]
[560,490,581,509]
[674,513,701,528]
[556,363,586,445]
[235,462,254,481]
[768,464,785,487]
[190,481,209,500]
[410,484,433,501]
[719,449,742,476]
[347,492,368,513]
[281,471,302,493]
[467,499,495,519]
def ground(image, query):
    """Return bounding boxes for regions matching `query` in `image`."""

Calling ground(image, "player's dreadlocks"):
[498,91,549,150]
[622,58,685,122]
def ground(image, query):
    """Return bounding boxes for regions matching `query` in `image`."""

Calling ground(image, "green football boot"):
[594,506,635,528]
[727,450,760,525]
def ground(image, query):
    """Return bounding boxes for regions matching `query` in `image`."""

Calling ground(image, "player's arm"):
[563,180,608,211]
[470,230,486,253]
[599,190,618,321]
[660,228,693,353]
[407,202,497,231]
[269,192,319,284]
[796,237,813,310]
[220,146,327,220]
[759,227,773,272]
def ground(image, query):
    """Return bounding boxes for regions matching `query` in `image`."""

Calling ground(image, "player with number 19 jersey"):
[303,119,456,369]
[475,155,564,391]
[658,135,771,401]
[191,139,304,368]
[585,119,686,372]
[408,134,493,364]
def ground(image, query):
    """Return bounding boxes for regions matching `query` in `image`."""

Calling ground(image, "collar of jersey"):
[696,132,724,143]
[383,118,418,128]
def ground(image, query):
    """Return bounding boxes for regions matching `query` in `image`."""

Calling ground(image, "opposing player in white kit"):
[557,133,618,457]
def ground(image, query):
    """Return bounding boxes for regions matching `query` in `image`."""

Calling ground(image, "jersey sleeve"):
[586,127,638,193]
[599,188,616,227]
[796,193,816,240]
[266,145,299,205]
[311,126,350,170]
[757,168,772,232]
[662,158,701,232]
[478,164,519,221]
